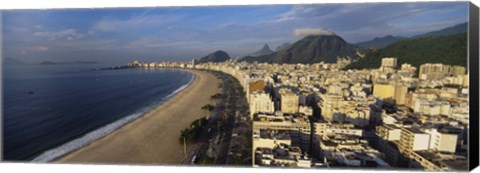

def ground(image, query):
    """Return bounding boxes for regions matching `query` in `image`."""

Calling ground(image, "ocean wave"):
[162,73,195,100]
[31,73,196,163]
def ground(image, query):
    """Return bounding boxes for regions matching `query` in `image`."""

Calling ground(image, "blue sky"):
[2,2,469,64]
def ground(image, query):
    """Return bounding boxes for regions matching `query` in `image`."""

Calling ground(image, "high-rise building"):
[462,74,469,87]
[373,83,408,105]
[394,84,408,105]
[451,65,466,76]
[418,63,466,80]
[425,129,458,153]
[246,79,266,103]
[399,127,430,157]
[373,83,395,99]
[249,91,275,118]
[419,63,450,75]
[279,88,299,114]
[299,105,313,116]
[376,124,402,141]
[399,63,417,77]
[319,94,343,121]
[381,57,398,68]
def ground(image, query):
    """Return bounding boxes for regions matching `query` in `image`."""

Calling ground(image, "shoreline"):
[55,68,221,164]
[31,68,196,163]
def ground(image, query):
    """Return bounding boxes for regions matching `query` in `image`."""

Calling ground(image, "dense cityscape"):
[125,56,470,171]
[3,2,476,173]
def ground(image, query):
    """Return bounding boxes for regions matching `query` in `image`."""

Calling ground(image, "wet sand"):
[57,69,221,165]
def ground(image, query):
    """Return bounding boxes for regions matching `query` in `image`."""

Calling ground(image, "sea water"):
[2,63,193,161]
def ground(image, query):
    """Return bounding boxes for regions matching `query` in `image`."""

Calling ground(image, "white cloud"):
[265,3,467,42]
[21,46,48,55]
[56,39,119,51]
[124,37,196,49]
[293,28,336,37]
[33,28,94,40]
[35,46,48,51]
[93,14,184,32]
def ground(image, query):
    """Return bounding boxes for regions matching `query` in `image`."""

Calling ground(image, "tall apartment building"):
[400,63,417,74]
[394,84,408,105]
[373,83,408,105]
[250,91,275,118]
[342,102,371,128]
[373,83,395,99]
[381,57,398,68]
[375,124,403,161]
[279,88,299,114]
[419,63,451,76]
[419,64,466,80]
[247,79,266,103]
[299,105,313,116]
[319,94,343,122]
[425,129,458,153]
[376,124,402,141]
[451,65,466,76]
[399,127,430,157]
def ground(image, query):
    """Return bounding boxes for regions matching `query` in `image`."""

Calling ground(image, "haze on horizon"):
[2,2,468,65]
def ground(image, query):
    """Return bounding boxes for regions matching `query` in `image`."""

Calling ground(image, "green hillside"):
[344,33,467,70]
[413,22,467,38]
[197,50,231,63]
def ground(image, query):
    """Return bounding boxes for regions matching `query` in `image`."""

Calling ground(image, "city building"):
[250,91,275,118]
[279,88,299,114]
[399,127,430,157]
[134,55,469,171]
[381,57,398,68]
[424,128,458,153]
[373,83,408,105]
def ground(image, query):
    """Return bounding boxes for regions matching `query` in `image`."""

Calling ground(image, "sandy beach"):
[57,69,221,165]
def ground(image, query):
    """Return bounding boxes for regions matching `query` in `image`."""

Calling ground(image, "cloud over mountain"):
[294,28,336,37]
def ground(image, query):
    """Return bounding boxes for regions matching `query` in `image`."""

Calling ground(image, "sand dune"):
[57,69,221,165]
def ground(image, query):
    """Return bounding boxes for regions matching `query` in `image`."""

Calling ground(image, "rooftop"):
[259,130,291,140]
[403,127,425,134]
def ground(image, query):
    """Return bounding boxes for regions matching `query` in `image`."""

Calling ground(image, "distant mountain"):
[355,35,407,49]
[413,22,467,38]
[345,33,467,70]
[241,34,360,64]
[3,58,27,65]
[38,61,98,65]
[355,22,468,50]
[275,43,291,51]
[247,44,274,57]
[197,50,231,63]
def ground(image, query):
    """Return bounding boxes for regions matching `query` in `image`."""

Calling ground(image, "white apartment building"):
[250,91,275,118]
[280,88,299,114]
[315,123,363,139]
[319,94,343,122]
[376,124,402,141]
[326,126,363,137]
[381,57,398,68]
[299,105,313,116]
[425,129,458,153]
[399,127,431,157]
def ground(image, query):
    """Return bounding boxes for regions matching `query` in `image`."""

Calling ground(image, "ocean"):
[2,63,194,161]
